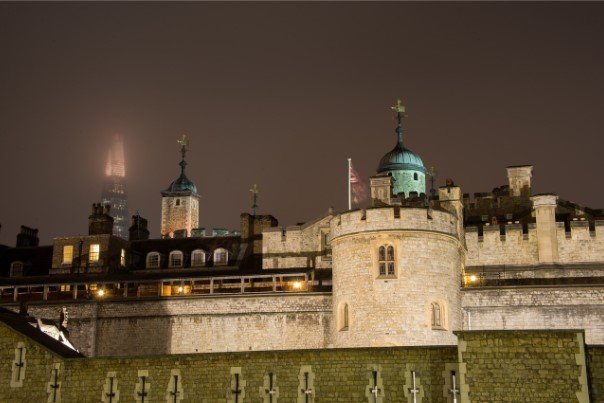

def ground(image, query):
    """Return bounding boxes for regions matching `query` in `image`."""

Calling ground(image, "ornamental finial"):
[390,100,406,146]
[250,184,259,215]
[177,134,189,175]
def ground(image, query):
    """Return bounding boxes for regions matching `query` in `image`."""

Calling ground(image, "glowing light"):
[469,275,477,282]
[177,286,184,293]
[292,281,302,290]
[97,289,105,297]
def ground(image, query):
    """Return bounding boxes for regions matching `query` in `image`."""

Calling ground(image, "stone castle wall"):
[461,286,604,344]
[466,220,604,267]
[0,324,597,402]
[330,207,463,347]
[262,214,333,270]
[13,293,332,357]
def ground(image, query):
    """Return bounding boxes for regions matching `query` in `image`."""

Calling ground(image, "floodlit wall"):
[461,286,604,344]
[11,294,332,357]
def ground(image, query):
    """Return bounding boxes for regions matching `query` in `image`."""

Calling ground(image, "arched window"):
[414,172,418,180]
[431,302,445,329]
[146,252,160,268]
[339,303,350,331]
[10,261,23,277]
[213,248,229,266]
[191,249,206,267]
[169,251,183,268]
[378,245,395,276]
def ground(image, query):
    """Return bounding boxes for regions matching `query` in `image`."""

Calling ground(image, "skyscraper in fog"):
[101,133,129,239]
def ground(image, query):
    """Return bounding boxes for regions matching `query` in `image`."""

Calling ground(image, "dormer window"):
[191,249,206,267]
[169,251,183,268]
[146,252,160,268]
[10,262,23,277]
[378,245,395,277]
[214,248,229,266]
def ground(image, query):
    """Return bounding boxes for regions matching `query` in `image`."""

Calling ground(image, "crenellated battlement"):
[465,219,604,266]
[330,206,459,241]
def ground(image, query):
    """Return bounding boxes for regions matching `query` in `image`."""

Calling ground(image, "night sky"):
[1,2,603,245]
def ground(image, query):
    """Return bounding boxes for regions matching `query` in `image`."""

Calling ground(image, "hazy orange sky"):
[1,2,602,244]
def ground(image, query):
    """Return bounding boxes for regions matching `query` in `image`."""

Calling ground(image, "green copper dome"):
[162,134,198,195]
[377,100,426,197]
[164,173,197,194]
[377,144,425,173]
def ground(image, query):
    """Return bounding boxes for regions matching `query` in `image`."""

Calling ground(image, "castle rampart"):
[465,219,604,267]
[330,207,463,348]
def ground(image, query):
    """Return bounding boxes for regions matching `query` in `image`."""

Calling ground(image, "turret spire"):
[390,99,406,146]
[177,134,189,176]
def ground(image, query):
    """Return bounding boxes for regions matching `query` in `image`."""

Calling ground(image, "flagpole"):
[347,158,352,210]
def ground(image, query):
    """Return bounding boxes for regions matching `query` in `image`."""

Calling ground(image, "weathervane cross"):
[177,134,189,150]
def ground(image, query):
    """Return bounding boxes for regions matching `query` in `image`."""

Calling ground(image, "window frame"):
[146,252,160,269]
[377,244,396,278]
[10,261,24,277]
[62,245,74,265]
[191,249,206,267]
[339,302,350,331]
[213,248,229,266]
[431,302,446,330]
[169,250,184,268]
[89,244,100,263]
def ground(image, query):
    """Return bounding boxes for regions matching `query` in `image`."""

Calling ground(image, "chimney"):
[88,203,114,235]
[129,213,150,241]
[506,165,533,197]
[370,174,394,206]
[16,225,39,248]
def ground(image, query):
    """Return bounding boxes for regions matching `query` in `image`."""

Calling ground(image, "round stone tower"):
[377,100,426,197]
[330,205,464,347]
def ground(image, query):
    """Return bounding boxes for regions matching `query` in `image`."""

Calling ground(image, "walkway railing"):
[0,272,323,303]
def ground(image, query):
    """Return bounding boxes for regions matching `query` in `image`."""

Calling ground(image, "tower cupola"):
[160,134,200,238]
[376,100,426,197]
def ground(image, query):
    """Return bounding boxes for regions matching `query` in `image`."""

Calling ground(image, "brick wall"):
[1,324,600,402]
[457,330,589,403]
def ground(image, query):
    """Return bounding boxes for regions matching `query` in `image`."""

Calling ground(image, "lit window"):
[431,302,445,330]
[146,252,160,268]
[213,248,229,266]
[169,251,183,268]
[10,262,23,277]
[120,249,126,266]
[89,244,100,263]
[191,249,206,267]
[378,245,395,277]
[62,245,74,264]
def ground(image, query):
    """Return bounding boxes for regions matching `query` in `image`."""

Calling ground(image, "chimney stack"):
[129,213,150,241]
[16,225,39,248]
[88,203,114,235]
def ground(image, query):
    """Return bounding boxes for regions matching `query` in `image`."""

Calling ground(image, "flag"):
[349,160,369,208]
